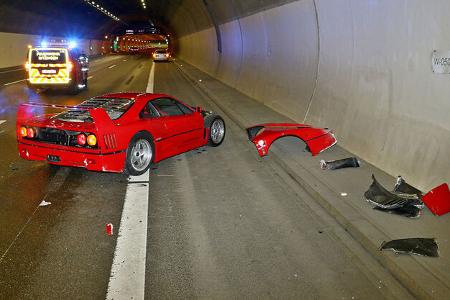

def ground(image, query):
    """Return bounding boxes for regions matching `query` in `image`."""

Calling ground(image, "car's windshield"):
[30,49,67,64]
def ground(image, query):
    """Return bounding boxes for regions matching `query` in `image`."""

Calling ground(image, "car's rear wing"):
[17,102,118,151]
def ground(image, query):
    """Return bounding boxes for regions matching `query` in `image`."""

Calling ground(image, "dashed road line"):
[108,64,117,69]
[146,62,155,93]
[3,79,27,86]
[87,75,94,80]
[0,120,6,125]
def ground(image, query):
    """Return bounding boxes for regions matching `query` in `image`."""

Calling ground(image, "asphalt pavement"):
[0,56,413,299]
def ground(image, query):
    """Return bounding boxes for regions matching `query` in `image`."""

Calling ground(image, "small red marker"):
[106,223,114,236]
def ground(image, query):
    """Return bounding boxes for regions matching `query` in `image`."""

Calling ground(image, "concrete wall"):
[0,32,104,69]
[172,0,450,191]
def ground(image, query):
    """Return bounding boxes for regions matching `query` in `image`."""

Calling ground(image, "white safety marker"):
[108,64,117,69]
[106,60,156,300]
[0,120,6,125]
[3,79,27,86]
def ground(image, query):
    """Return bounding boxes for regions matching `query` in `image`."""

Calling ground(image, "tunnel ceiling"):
[0,0,297,38]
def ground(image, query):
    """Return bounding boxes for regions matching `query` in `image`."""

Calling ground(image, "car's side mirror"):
[196,106,202,113]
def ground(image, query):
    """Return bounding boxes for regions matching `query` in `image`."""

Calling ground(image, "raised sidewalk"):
[174,59,450,299]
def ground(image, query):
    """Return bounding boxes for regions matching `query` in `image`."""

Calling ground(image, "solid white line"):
[0,120,6,125]
[106,58,156,300]
[146,62,155,93]
[4,79,27,86]
[0,67,23,74]
[108,64,117,69]
[106,171,149,300]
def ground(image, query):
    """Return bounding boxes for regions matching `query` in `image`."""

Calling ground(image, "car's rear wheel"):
[206,116,226,147]
[125,133,154,176]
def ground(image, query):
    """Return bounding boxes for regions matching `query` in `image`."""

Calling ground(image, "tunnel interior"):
[1,0,449,190]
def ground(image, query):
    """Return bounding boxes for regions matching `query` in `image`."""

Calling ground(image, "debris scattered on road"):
[320,157,360,170]
[422,183,450,216]
[39,200,51,207]
[106,223,114,236]
[247,123,336,157]
[380,238,439,257]
[364,175,424,218]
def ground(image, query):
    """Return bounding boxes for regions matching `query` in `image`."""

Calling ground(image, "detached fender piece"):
[246,123,337,157]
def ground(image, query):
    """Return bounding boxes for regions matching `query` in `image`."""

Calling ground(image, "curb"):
[174,60,449,299]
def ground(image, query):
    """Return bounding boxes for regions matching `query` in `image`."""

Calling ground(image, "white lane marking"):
[106,59,155,300]
[123,59,128,62]
[106,171,149,300]
[87,75,94,80]
[0,67,23,74]
[0,120,6,125]
[4,79,27,86]
[146,62,155,93]
[108,64,117,69]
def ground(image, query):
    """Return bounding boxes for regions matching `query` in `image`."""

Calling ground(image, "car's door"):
[150,97,203,158]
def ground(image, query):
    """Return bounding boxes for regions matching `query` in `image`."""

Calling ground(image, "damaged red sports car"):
[16,93,226,175]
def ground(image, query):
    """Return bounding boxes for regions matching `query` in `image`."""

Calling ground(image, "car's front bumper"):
[18,142,126,173]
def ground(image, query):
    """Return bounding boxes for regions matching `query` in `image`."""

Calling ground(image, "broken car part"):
[422,183,450,216]
[364,175,423,209]
[373,205,421,218]
[380,238,439,257]
[246,123,336,157]
[320,157,360,170]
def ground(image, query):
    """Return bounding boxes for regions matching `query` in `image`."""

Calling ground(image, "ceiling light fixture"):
[83,0,121,21]
[140,0,147,10]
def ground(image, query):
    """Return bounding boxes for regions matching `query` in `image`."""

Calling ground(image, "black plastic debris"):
[373,205,421,218]
[364,175,424,218]
[393,176,423,198]
[320,157,360,170]
[380,238,439,257]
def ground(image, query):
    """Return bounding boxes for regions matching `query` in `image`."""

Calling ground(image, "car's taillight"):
[26,127,36,138]
[77,134,86,146]
[87,134,97,146]
[19,126,28,137]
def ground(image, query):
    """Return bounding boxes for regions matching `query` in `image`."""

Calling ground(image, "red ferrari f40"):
[16,93,226,175]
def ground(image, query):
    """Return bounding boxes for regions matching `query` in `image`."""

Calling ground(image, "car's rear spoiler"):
[16,103,117,150]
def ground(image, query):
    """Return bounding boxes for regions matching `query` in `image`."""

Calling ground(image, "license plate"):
[47,155,60,162]
[42,69,57,74]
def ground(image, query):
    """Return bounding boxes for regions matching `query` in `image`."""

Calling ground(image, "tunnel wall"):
[172,0,450,190]
[0,32,104,69]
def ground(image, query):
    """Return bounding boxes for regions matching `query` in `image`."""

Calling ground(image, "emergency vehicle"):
[25,40,89,94]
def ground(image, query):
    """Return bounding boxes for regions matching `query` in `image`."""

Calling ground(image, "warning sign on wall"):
[432,50,450,74]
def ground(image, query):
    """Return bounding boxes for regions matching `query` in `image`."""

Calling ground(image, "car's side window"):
[140,101,160,119]
[176,102,194,114]
[151,98,185,116]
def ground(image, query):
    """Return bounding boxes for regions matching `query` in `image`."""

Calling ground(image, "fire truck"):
[25,40,89,94]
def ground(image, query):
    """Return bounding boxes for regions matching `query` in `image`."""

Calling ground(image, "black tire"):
[205,115,226,147]
[68,80,80,95]
[125,132,154,176]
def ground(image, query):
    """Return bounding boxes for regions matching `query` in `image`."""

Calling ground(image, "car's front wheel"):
[125,133,154,176]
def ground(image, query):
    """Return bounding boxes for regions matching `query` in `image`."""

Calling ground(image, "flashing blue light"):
[68,40,77,49]
[41,41,49,47]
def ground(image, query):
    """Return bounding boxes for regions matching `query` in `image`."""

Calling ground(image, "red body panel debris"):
[422,183,450,216]
[246,123,336,157]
